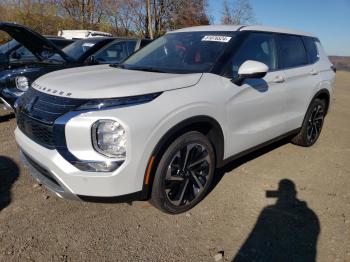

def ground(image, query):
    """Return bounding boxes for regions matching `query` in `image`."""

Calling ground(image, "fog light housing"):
[92,120,126,159]
[15,76,29,92]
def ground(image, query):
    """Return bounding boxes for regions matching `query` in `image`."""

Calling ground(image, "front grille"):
[17,113,55,148]
[16,87,86,149]
[17,87,86,125]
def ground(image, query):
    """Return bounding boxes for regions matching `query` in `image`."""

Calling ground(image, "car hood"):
[0,22,71,62]
[33,65,202,99]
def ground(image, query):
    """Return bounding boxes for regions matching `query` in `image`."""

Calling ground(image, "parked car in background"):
[0,22,152,109]
[0,37,73,69]
[58,30,112,39]
[62,37,152,66]
[15,25,335,214]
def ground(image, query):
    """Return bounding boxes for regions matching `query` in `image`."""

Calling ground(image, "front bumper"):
[20,150,79,200]
[16,128,148,202]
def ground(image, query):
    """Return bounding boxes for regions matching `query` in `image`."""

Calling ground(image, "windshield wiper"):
[110,64,166,73]
[39,59,65,65]
[110,63,124,68]
[126,66,165,73]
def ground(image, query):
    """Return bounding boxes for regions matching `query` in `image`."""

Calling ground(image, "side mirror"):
[86,55,98,65]
[233,60,269,85]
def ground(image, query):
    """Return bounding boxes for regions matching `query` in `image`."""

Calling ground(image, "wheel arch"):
[312,88,331,115]
[142,115,225,197]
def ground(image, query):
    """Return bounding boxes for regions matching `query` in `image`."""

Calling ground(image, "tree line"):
[0,0,255,42]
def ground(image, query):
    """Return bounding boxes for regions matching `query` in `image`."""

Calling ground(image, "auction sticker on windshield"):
[201,35,232,42]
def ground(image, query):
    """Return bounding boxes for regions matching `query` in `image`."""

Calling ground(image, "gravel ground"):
[0,71,349,262]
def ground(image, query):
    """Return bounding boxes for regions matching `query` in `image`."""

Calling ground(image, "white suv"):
[15,25,335,213]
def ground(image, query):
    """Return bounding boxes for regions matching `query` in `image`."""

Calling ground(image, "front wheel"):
[150,131,215,214]
[292,98,326,147]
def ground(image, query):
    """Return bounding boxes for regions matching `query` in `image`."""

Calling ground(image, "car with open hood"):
[0,36,73,67]
[15,25,335,214]
[0,22,152,109]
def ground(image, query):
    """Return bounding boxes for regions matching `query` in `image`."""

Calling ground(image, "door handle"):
[272,75,285,83]
[310,69,319,75]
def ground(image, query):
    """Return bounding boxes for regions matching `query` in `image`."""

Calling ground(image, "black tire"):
[150,131,215,214]
[292,98,326,147]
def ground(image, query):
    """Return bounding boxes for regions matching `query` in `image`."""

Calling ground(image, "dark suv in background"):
[0,22,152,109]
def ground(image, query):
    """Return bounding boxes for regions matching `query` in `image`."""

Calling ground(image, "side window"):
[52,40,73,49]
[230,33,277,77]
[94,41,135,63]
[278,34,308,68]
[303,37,319,64]
[126,41,137,54]
[10,46,37,61]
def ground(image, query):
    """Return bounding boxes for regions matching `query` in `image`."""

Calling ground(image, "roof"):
[170,25,315,37]
[73,37,146,44]
[58,30,112,35]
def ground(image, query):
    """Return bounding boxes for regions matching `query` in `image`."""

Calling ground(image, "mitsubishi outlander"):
[15,25,335,214]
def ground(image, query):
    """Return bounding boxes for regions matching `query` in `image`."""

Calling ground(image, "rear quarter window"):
[303,37,319,64]
[278,34,308,68]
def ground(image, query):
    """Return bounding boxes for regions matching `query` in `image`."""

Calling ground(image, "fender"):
[142,115,225,196]
[310,88,331,114]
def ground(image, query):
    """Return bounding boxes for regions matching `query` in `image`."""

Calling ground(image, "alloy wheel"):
[306,104,324,144]
[164,143,211,207]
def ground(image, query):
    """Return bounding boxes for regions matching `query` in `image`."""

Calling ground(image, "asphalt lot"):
[0,71,349,262]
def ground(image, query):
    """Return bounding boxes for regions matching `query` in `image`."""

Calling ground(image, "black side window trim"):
[216,31,320,78]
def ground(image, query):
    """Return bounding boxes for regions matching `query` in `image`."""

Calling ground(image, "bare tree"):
[169,0,209,30]
[222,0,233,25]
[0,0,211,41]
[146,0,209,37]
[145,0,153,38]
[221,0,256,25]
[59,0,106,29]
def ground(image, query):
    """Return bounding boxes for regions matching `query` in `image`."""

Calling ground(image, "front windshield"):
[62,38,101,60]
[122,32,236,73]
[0,39,19,54]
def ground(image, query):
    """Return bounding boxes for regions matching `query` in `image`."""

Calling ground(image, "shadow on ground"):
[0,112,15,123]
[207,138,320,261]
[210,136,292,193]
[232,179,320,262]
[0,156,19,212]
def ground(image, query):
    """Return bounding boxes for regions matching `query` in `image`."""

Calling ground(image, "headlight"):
[92,120,126,159]
[76,92,161,111]
[15,76,29,92]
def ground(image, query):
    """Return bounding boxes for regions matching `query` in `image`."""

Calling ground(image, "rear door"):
[225,32,289,156]
[276,34,322,130]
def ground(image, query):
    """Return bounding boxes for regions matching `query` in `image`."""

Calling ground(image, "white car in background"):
[58,30,113,39]
[15,25,335,214]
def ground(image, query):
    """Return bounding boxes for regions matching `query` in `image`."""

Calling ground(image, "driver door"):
[225,32,289,156]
